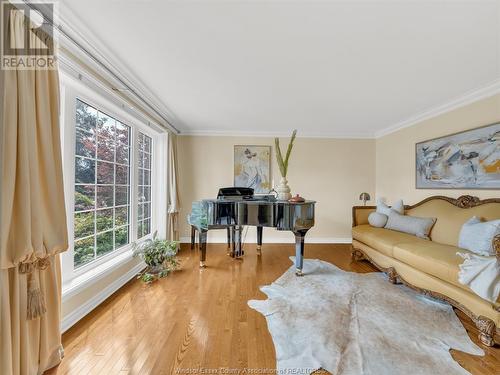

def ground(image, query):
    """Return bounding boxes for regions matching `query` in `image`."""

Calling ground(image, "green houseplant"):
[132,231,179,283]
[274,129,297,200]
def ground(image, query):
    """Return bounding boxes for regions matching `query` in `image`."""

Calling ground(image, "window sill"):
[62,249,144,302]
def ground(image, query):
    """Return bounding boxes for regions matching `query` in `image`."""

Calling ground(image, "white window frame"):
[59,72,167,286]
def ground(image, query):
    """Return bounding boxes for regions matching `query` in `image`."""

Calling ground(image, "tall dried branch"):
[274,129,297,178]
[275,137,286,177]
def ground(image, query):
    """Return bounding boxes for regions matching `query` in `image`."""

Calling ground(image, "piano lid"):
[217,187,254,200]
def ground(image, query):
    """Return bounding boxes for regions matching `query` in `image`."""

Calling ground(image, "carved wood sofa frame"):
[351,195,500,347]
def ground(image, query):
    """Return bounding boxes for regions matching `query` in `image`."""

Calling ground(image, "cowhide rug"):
[248,258,484,375]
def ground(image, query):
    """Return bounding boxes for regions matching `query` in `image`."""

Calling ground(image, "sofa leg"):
[476,316,496,347]
[387,267,399,284]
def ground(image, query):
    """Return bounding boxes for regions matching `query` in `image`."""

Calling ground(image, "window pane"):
[138,186,144,203]
[138,203,144,220]
[115,206,128,226]
[76,100,97,132]
[74,211,94,239]
[143,152,151,169]
[74,237,95,267]
[115,186,128,206]
[138,168,144,185]
[116,144,129,165]
[96,186,113,208]
[97,113,115,138]
[138,186,150,203]
[96,231,113,257]
[137,221,144,239]
[116,122,129,145]
[116,165,129,185]
[96,208,113,232]
[143,186,151,202]
[75,157,95,184]
[115,226,129,248]
[144,136,151,153]
[144,203,151,219]
[75,127,95,158]
[143,218,151,236]
[143,170,150,185]
[138,133,145,153]
[97,136,115,162]
[97,161,114,184]
[75,185,95,211]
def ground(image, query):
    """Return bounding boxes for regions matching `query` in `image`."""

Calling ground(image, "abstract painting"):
[416,123,500,189]
[234,145,271,193]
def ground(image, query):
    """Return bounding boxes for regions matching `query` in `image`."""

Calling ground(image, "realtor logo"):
[1,0,57,70]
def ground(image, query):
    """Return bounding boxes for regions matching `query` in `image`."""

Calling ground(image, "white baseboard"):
[180,236,352,244]
[61,262,145,333]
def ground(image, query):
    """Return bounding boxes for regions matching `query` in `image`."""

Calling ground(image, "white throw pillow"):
[368,212,388,228]
[385,211,436,239]
[458,217,500,256]
[376,199,404,216]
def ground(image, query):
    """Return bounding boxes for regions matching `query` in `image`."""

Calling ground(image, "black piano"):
[188,187,316,276]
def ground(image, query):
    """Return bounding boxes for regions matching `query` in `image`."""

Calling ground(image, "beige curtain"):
[1,8,68,375]
[167,133,180,241]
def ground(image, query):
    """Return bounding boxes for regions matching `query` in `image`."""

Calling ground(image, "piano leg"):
[227,227,232,255]
[191,226,196,250]
[199,230,207,268]
[234,225,243,258]
[293,229,309,276]
[230,227,235,257]
[256,226,263,256]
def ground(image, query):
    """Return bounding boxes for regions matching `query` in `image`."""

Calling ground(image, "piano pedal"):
[199,261,206,268]
[256,246,262,256]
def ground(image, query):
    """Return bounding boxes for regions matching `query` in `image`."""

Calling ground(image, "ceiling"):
[61,0,500,137]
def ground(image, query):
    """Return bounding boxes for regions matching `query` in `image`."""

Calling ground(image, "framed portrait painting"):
[416,123,500,189]
[234,145,271,193]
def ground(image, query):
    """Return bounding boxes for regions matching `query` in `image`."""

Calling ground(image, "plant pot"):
[147,264,165,274]
[276,177,292,201]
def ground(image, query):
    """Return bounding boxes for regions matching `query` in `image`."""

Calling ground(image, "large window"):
[60,74,167,283]
[137,132,152,239]
[73,99,130,268]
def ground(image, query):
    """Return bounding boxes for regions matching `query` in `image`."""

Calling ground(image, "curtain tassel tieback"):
[19,257,51,320]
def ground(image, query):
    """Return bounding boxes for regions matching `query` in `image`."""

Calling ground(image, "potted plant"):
[132,231,179,283]
[274,129,297,200]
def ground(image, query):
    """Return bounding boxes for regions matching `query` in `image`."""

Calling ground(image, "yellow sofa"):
[351,195,500,347]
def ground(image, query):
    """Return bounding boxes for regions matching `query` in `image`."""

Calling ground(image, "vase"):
[276,177,292,201]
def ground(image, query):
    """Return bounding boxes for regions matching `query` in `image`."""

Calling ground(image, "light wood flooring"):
[46,243,500,375]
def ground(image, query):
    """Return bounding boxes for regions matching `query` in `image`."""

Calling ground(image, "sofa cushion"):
[393,241,475,291]
[385,211,436,239]
[352,225,424,257]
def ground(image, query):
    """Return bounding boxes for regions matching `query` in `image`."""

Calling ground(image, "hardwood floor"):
[46,243,500,375]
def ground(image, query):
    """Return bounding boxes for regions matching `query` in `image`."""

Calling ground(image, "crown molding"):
[180,129,375,139]
[375,79,500,138]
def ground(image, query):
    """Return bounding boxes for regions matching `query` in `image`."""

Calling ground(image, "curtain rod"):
[21,0,181,134]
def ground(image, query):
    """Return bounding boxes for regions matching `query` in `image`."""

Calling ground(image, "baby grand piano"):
[188,187,316,276]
